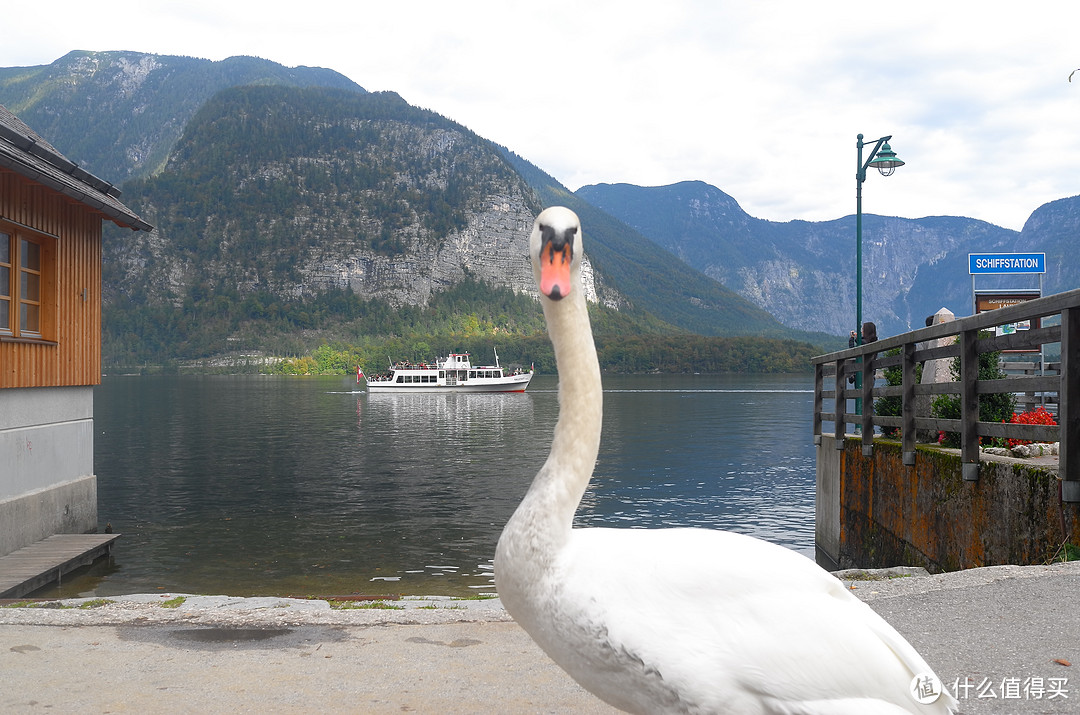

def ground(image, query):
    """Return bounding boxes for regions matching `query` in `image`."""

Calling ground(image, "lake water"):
[44,373,817,599]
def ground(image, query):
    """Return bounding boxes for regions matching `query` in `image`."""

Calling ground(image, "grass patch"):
[327,599,404,610]
[1050,542,1080,563]
[160,596,187,608]
[1,600,47,608]
[78,598,114,609]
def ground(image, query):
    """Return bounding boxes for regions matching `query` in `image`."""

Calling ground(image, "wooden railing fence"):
[811,287,1079,497]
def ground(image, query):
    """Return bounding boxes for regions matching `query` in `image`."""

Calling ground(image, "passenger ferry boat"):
[362,350,533,393]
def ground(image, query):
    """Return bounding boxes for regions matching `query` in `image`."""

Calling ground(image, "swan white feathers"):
[494,206,956,714]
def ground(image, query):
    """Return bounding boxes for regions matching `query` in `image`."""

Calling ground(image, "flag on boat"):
[357,365,364,383]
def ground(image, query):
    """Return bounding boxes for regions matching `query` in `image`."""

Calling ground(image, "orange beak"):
[539,241,572,300]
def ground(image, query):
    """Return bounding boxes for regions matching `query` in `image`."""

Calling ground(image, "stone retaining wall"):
[816,435,1079,571]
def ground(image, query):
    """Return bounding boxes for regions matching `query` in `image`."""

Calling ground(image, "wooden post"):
[813,363,823,445]
[960,328,980,481]
[835,358,847,449]
[1061,306,1078,500]
[902,341,916,466]
[862,349,876,456]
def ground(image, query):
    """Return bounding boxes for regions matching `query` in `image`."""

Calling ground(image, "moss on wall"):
[837,438,1077,571]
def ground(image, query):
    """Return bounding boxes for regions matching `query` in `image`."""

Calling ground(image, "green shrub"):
[931,332,1015,447]
[874,347,922,438]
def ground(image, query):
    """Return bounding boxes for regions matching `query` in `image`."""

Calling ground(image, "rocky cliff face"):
[112,192,545,306]
[129,192,603,308]
[105,85,604,317]
[313,196,536,305]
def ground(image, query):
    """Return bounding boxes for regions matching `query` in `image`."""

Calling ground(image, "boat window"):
[395,375,404,383]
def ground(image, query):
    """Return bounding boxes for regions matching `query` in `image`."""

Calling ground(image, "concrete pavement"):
[2,561,1078,713]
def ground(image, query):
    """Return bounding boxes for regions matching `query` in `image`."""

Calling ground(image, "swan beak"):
[539,241,572,300]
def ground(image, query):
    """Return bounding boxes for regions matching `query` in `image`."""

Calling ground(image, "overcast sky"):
[4,1,1079,231]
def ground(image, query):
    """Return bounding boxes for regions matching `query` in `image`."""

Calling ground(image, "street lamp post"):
[854,133,904,415]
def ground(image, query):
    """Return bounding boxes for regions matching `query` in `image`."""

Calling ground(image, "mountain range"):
[2,50,1076,363]
[576,181,1076,337]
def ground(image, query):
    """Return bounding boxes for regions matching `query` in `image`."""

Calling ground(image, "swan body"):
[494,206,956,714]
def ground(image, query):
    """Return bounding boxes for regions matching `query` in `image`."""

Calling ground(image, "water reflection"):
[44,373,815,598]
[586,375,815,552]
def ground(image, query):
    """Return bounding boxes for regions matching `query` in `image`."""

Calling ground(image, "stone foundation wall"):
[0,475,98,557]
[1,386,97,557]
[816,436,1079,571]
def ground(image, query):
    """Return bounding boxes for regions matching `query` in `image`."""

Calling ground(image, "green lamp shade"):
[869,142,905,176]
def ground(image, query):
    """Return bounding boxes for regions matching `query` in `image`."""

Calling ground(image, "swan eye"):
[539,224,577,256]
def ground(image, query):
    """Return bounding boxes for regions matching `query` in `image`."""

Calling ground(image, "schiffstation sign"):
[968,252,1046,274]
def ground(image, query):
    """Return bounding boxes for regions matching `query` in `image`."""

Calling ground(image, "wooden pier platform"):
[0,533,120,599]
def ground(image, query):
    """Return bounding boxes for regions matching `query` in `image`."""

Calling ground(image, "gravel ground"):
[2,561,1078,713]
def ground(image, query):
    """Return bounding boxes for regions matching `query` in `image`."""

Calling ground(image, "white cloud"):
[4,0,1080,231]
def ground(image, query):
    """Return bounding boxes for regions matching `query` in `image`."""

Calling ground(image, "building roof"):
[0,104,152,232]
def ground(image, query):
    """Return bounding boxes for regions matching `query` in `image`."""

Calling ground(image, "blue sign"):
[969,252,1046,274]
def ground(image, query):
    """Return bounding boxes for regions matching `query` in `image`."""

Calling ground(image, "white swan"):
[494,206,956,714]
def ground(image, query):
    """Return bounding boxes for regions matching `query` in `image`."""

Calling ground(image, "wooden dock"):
[0,533,120,599]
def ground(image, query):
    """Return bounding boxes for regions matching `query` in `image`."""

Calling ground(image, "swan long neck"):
[510,279,602,552]
[545,286,603,501]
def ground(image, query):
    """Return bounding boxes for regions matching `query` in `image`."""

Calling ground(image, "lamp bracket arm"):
[858,135,893,176]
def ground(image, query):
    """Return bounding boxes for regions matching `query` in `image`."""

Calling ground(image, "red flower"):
[1006,407,1057,448]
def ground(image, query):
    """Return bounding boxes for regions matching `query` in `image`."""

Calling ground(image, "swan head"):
[530,206,581,301]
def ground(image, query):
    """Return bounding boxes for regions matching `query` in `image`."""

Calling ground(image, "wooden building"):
[0,104,151,558]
